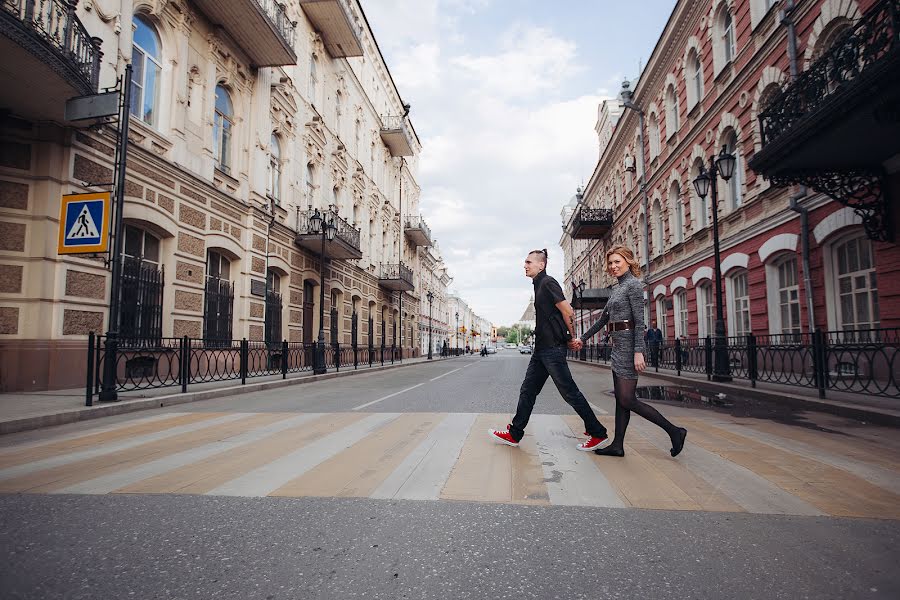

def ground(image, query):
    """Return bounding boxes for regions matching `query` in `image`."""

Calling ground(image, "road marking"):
[588,402,609,415]
[352,383,426,410]
[207,413,399,497]
[371,412,476,501]
[55,414,322,495]
[430,368,461,382]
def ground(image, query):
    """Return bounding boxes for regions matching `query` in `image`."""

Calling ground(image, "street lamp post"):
[426,291,434,360]
[692,146,737,383]
[309,208,336,375]
[455,311,459,354]
[572,279,586,359]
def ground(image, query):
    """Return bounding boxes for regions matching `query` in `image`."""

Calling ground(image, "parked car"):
[485,347,497,354]
[519,345,532,354]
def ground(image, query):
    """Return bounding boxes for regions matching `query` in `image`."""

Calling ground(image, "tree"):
[506,329,518,345]
[496,326,511,338]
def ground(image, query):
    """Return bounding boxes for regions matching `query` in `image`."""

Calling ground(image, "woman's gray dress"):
[580,271,646,380]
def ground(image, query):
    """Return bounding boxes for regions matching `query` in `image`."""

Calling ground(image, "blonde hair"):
[606,245,642,277]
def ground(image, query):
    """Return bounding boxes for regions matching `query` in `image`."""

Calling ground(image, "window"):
[123,224,160,266]
[308,54,318,106]
[265,270,283,345]
[656,297,668,340]
[306,163,315,205]
[687,49,703,109]
[204,251,233,344]
[268,135,281,203]
[121,225,162,345]
[665,84,679,136]
[722,9,736,64]
[728,270,751,337]
[674,290,689,338]
[834,235,880,331]
[775,256,801,337]
[721,129,743,210]
[697,282,714,338]
[669,181,684,244]
[131,15,161,126]
[652,199,664,256]
[714,5,738,74]
[206,250,230,282]
[649,113,661,158]
[213,85,233,173]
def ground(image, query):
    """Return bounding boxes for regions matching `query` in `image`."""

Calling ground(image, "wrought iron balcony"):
[569,207,614,239]
[404,215,432,247]
[750,0,900,241]
[299,0,362,58]
[0,0,101,121]
[380,115,415,157]
[378,262,414,291]
[571,287,612,310]
[192,0,296,67]
[294,207,362,260]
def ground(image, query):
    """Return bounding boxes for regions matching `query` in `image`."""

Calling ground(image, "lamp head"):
[715,145,737,181]
[325,217,337,241]
[692,166,711,199]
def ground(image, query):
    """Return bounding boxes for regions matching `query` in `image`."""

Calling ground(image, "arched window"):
[832,234,879,331]
[265,270,283,345]
[727,269,751,337]
[123,224,160,267]
[651,199,663,256]
[665,84,679,135]
[308,54,318,106]
[696,281,714,338]
[674,290,688,338]
[648,113,661,158]
[122,224,162,344]
[686,49,703,109]
[213,85,234,172]
[204,250,233,344]
[721,8,736,65]
[690,157,709,230]
[268,135,282,203]
[713,5,737,74]
[669,181,684,244]
[131,15,161,126]
[721,129,742,210]
[772,255,801,337]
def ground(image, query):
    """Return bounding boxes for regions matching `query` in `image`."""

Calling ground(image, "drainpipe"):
[780,0,801,79]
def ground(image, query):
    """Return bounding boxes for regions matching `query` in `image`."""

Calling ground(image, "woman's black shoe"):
[670,428,687,457]
[594,445,624,457]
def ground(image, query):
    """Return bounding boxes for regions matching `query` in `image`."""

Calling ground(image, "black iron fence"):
[119,257,163,347]
[85,334,459,404]
[568,328,899,399]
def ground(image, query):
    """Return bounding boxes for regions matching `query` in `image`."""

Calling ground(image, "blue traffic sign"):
[58,192,110,254]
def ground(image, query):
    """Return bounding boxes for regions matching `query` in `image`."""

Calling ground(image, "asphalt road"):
[1,351,898,599]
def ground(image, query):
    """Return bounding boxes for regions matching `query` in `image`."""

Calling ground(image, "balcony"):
[569,207,614,239]
[749,0,899,241]
[380,115,415,157]
[404,216,432,247]
[294,208,362,260]
[378,262,414,291]
[571,288,612,311]
[0,0,101,122]
[192,0,296,67]
[299,0,362,58]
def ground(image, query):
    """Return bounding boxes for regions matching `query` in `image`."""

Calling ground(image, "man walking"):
[646,321,663,367]
[490,249,609,451]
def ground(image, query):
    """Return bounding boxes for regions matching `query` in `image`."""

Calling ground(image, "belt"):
[608,320,632,332]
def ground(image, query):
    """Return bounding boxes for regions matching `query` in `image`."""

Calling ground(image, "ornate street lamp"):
[692,145,737,382]
[309,207,336,375]
[426,290,434,360]
[455,311,459,354]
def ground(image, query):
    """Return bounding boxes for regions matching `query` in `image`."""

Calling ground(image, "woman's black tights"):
[607,373,679,451]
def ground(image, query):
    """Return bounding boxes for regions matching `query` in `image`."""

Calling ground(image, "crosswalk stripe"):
[0,413,246,482]
[371,413,476,501]
[56,414,323,495]
[208,413,400,497]
[528,414,625,507]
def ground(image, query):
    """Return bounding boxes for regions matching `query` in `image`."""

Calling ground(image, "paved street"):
[2,352,899,599]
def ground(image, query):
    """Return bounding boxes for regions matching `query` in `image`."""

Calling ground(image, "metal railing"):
[381,114,410,132]
[758,0,899,147]
[255,0,296,48]
[2,0,101,92]
[405,215,432,240]
[568,328,900,399]
[296,207,361,250]
[379,262,414,287]
[85,334,460,402]
[574,207,614,224]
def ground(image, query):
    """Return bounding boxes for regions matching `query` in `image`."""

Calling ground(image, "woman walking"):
[570,246,687,457]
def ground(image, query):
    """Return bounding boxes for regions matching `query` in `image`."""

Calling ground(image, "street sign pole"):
[99,65,133,403]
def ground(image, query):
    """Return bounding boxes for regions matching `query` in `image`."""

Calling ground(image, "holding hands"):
[568,338,583,351]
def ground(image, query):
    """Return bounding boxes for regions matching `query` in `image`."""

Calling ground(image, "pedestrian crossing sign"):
[57,192,111,254]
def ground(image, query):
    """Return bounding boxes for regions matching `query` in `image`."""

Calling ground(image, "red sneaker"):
[488,424,519,447]
[577,436,608,451]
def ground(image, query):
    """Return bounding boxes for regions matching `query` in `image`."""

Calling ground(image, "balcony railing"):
[298,0,362,58]
[295,207,362,260]
[378,262,414,291]
[758,0,899,148]
[380,114,415,157]
[191,0,296,66]
[404,215,432,247]
[569,207,614,239]
[1,0,100,94]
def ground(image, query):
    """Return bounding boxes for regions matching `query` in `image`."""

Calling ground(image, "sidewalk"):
[0,354,461,435]
[569,357,900,427]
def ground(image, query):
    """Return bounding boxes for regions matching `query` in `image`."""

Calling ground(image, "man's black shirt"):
[532,270,567,349]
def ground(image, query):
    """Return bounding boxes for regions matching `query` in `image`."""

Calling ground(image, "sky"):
[365,0,676,327]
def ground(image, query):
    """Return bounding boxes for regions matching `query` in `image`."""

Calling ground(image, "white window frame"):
[823,232,880,331]
[131,15,162,127]
[656,296,668,340]
[213,85,234,173]
[268,134,282,203]
[696,282,714,338]
[674,290,688,338]
[726,270,751,338]
[687,50,703,109]
[665,84,680,137]
[721,129,743,210]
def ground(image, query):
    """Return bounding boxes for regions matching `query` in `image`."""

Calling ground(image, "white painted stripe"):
[352,383,426,411]
[370,413,476,500]
[710,420,900,497]
[208,413,400,497]
[588,402,609,416]
[0,412,188,454]
[54,414,323,495]
[631,421,823,516]
[529,414,626,507]
[0,413,248,481]
[430,368,461,382]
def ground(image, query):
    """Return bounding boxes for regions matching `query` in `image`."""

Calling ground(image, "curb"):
[0,357,450,436]
[569,359,900,428]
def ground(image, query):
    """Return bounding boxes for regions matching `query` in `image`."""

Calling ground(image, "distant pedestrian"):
[490,249,609,451]
[572,245,686,458]
[645,321,663,367]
